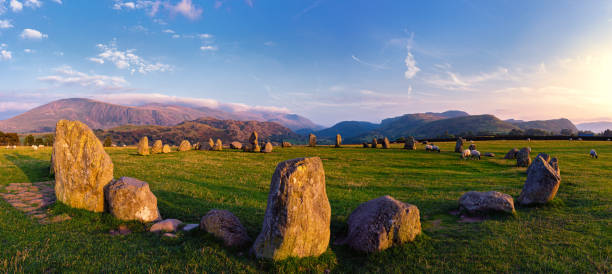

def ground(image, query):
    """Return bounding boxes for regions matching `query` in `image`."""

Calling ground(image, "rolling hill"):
[507,118,577,134]
[577,121,612,133]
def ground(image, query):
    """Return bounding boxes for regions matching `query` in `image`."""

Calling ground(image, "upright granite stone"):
[335,134,342,148]
[252,157,331,260]
[137,136,149,156]
[151,140,163,154]
[162,144,171,153]
[212,139,223,151]
[207,138,215,150]
[192,142,201,150]
[518,154,561,205]
[371,138,378,148]
[249,131,258,145]
[53,120,114,212]
[282,141,292,148]
[517,147,532,167]
[230,141,242,150]
[104,177,160,223]
[308,134,317,147]
[262,142,273,153]
[404,137,417,150]
[338,195,421,253]
[382,137,390,149]
[458,191,515,215]
[454,138,466,153]
[504,148,519,159]
[201,209,251,247]
[178,140,191,151]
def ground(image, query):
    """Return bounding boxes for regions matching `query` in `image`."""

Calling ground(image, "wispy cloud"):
[20,28,47,40]
[293,0,322,20]
[244,0,253,8]
[10,0,23,12]
[403,33,420,79]
[200,45,217,51]
[0,19,13,29]
[0,43,11,60]
[351,55,388,70]
[90,40,172,74]
[113,0,202,20]
[23,0,41,8]
[38,66,129,90]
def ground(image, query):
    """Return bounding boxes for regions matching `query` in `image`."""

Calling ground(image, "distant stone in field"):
[484,152,495,157]
[338,195,421,253]
[371,138,378,148]
[212,139,223,151]
[404,137,417,150]
[53,120,113,213]
[504,148,519,159]
[104,177,160,223]
[516,147,531,167]
[382,137,390,149]
[282,141,292,148]
[454,138,466,153]
[162,144,171,153]
[518,153,561,206]
[335,134,342,148]
[262,142,273,153]
[151,140,163,154]
[137,136,149,156]
[252,157,331,260]
[178,140,192,151]
[362,143,369,148]
[150,219,183,233]
[201,209,251,247]
[208,138,215,150]
[249,131,258,145]
[192,142,201,150]
[458,191,515,215]
[468,144,476,151]
[230,141,242,150]
[308,133,317,147]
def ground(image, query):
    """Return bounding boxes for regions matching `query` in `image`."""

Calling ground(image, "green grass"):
[1,140,611,273]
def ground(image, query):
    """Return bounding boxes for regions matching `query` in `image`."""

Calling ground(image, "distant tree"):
[508,129,524,136]
[578,130,595,136]
[24,134,35,146]
[43,134,54,146]
[7,133,19,145]
[103,136,112,147]
[560,129,574,136]
[34,137,43,146]
[525,128,549,136]
[601,129,612,137]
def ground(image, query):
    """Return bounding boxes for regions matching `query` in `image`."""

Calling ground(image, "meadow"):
[0,140,611,273]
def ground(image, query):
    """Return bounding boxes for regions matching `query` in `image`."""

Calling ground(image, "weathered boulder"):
[200,209,251,247]
[178,140,192,151]
[137,136,149,156]
[162,144,171,153]
[104,177,160,223]
[282,141,292,148]
[308,133,317,147]
[504,148,519,159]
[53,120,114,212]
[338,195,421,253]
[262,142,273,153]
[468,143,476,151]
[212,139,223,151]
[516,147,531,167]
[454,138,466,153]
[458,191,515,215]
[192,142,201,150]
[150,219,182,233]
[404,137,416,150]
[371,138,378,148]
[230,141,242,150]
[382,137,390,149]
[335,134,342,148]
[362,142,369,148]
[518,153,561,205]
[151,140,163,154]
[252,157,331,260]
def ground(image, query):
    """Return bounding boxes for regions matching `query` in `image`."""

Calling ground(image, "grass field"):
[1,140,611,273]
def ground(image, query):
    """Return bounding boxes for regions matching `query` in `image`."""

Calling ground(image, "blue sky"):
[1,0,612,126]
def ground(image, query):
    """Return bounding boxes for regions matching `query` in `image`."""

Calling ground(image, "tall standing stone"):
[249,131,258,145]
[53,120,114,212]
[516,147,531,167]
[371,138,378,148]
[262,142,273,153]
[454,137,466,153]
[151,140,163,154]
[335,134,342,148]
[178,140,192,151]
[404,137,416,150]
[137,136,149,156]
[252,157,331,260]
[308,133,317,147]
[518,153,561,205]
[382,137,390,149]
[208,138,215,150]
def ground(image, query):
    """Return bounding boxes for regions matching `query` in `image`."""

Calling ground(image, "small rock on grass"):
[182,223,199,232]
[150,219,182,233]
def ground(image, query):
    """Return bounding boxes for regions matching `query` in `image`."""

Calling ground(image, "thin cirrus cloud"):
[89,41,172,74]
[112,0,202,20]
[20,28,47,40]
[351,55,388,70]
[38,66,129,90]
[200,45,217,51]
[0,19,13,29]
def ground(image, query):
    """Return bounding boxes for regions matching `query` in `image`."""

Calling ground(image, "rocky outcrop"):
[104,177,160,223]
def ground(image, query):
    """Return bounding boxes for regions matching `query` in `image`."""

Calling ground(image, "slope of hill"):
[411,114,518,137]
[96,117,301,145]
[315,121,379,138]
[508,118,577,134]
[0,98,319,133]
[577,121,612,133]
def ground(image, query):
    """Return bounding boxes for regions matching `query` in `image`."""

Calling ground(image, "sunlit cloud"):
[90,40,172,74]
[20,28,47,40]
[38,66,129,90]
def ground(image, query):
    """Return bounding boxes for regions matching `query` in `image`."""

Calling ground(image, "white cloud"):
[38,66,129,90]
[20,28,47,40]
[10,0,23,12]
[23,48,33,53]
[424,66,510,91]
[0,49,11,60]
[24,0,41,8]
[0,101,39,112]
[91,41,172,74]
[263,41,276,47]
[162,29,175,34]
[171,34,180,39]
[200,45,217,51]
[113,0,202,20]
[169,0,201,20]
[198,33,212,39]
[51,0,61,4]
[403,34,420,79]
[0,19,13,29]
[351,55,388,70]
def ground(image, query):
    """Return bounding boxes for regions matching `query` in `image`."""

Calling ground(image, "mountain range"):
[576,122,612,133]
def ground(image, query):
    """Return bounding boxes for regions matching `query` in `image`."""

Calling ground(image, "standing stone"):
[454,137,466,153]
[458,191,515,215]
[230,141,242,150]
[249,131,258,145]
[371,138,378,148]
[212,139,223,151]
[335,134,342,148]
[308,134,317,147]
[252,157,331,260]
[518,154,561,205]
[208,138,215,150]
[151,140,163,154]
[282,141,292,148]
[468,143,476,151]
[178,140,192,151]
[504,148,519,159]
[104,177,160,223]
[338,195,421,253]
[201,209,251,247]
[137,136,149,156]
[516,147,531,167]
[382,137,390,149]
[53,120,114,212]
[362,143,369,148]
[262,142,273,153]
[404,137,417,150]
[192,142,201,150]
[162,144,171,153]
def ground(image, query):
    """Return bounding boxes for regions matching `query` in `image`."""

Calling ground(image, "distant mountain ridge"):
[577,121,612,133]
[0,98,320,133]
